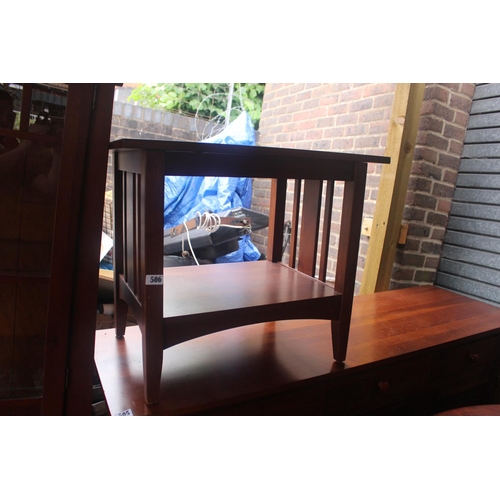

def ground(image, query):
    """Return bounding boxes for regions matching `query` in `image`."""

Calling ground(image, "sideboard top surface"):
[96,286,500,415]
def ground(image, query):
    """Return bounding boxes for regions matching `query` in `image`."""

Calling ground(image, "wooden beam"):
[63,84,116,415]
[360,83,425,294]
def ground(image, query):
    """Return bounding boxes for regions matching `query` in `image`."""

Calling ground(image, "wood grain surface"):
[95,286,500,416]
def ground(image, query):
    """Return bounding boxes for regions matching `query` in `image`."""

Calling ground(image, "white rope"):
[183,221,200,266]
[181,212,221,265]
[196,211,221,233]
[181,210,250,266]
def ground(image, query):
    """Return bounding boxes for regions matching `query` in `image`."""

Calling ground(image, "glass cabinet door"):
[0,83,67,409]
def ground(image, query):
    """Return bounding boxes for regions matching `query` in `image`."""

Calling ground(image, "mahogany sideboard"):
[95,285,500,416]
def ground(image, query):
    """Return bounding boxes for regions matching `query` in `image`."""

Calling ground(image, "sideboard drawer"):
[325,356,431,415]
[430,336,500,383]
[201,383,325,416]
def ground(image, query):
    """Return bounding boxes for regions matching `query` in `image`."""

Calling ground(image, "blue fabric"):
[163,111,260,263]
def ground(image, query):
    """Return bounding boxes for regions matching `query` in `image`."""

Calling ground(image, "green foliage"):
[128,83,265,129]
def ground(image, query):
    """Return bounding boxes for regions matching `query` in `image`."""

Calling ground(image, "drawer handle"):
[468,353,480,363]
[378,381,390,393]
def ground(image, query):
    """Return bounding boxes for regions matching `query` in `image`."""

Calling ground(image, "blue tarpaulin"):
[163,111,261,263]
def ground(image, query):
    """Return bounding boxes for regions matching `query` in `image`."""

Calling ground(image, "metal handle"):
[378,381,390,393]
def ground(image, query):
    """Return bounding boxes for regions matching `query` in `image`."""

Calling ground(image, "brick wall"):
[392,83,475,288]
[106,95,215,190]
[111,100,209,143]
[254,83,475,291]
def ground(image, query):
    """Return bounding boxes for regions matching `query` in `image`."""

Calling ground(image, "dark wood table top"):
[95,285,500,416]
[110,138,390,181]
[109,138,391,165]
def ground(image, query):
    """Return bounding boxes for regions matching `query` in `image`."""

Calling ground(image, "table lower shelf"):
[155,260,340,348]
[162,260,339,316]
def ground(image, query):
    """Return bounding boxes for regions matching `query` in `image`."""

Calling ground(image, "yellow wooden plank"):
[360,83,425,294]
